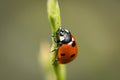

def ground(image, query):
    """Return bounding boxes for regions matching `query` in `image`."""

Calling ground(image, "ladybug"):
[54,27,78,64]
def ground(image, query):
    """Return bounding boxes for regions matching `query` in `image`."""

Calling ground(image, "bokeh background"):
[0,0,120,80]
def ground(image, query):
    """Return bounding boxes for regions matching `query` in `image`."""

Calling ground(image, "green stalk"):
[47,0,66,80]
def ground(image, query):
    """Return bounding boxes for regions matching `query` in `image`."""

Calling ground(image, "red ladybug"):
[54,27,78,64]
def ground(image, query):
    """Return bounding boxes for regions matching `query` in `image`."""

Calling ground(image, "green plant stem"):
[47,0,66,80]
[47,0,60,34]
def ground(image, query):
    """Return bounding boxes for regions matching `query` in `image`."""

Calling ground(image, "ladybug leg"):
[52,54,58,65]
[50,47,58,52]
[50,47,60,65]
[51,34,60,43]
[50,34,61,64]
[50,34,59,52]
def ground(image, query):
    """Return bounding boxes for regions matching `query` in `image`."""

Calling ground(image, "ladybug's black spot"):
[70,54,75,58]
[61,53,65,56]
[72,41,76,47]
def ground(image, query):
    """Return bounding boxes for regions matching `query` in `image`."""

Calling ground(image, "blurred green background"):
[0,0,120,80]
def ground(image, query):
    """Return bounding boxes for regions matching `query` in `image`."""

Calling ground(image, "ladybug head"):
[56,27,72,44]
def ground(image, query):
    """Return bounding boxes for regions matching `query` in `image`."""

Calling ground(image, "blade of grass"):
[47,0,66,80]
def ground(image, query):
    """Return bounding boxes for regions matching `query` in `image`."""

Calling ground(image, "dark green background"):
[0,0,120,80]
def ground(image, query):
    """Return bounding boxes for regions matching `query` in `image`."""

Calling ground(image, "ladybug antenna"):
[59,23,62,27]
[59,27,62,29]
